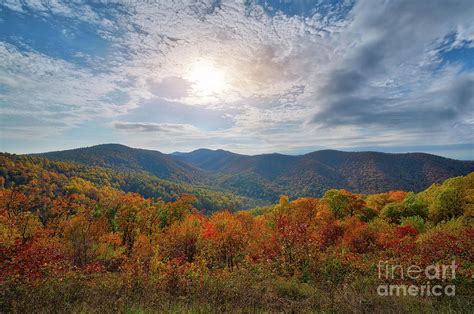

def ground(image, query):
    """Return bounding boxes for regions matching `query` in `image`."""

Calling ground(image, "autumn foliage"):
[0,153,473,312]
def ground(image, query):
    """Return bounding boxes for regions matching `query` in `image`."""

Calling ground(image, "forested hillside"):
[0,153,255,213]
[40,144,474,203]
[38,144,207,184]
[1,150,473,312]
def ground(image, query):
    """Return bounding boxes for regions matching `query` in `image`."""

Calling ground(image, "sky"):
[0,0,473,160]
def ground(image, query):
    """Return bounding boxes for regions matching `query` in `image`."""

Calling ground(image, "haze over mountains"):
[38,144,474,203]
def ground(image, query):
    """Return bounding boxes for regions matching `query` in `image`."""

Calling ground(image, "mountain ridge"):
[33,143,474,203]
[34,143,206,184]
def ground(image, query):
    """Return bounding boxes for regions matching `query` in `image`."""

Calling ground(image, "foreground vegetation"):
[0,153,473,312]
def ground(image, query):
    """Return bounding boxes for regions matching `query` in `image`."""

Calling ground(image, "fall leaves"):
[0,151,473,312]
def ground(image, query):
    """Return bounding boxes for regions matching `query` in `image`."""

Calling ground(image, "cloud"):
[122,99,237,131]
[1,0,473,157]
[112,121,200,134]
[312,75,474,129]
[0,41,126,131]
[310,0,474,134]
[148,76,192,99]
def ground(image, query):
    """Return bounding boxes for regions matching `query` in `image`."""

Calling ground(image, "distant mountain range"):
[37,144,474,203]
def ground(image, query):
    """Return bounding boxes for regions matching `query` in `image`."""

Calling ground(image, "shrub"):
[400,215,425,233]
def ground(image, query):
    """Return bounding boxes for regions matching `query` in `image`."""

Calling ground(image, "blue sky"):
[0,0,473,159]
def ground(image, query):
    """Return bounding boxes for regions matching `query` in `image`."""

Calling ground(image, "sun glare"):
[188,60,227,96]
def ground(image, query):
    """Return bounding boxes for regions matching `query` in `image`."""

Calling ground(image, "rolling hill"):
[38,144,206,184]
[37,144,474,203]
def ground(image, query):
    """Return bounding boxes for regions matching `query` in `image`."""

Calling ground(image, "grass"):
[1,271,472,313]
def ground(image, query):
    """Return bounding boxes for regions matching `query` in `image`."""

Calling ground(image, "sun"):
[188,60,227,96]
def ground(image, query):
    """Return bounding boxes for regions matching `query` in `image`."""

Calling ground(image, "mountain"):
[36,144,474,203]
[173,148,474,200]
[172,149,251,172]
[38,144,206,184]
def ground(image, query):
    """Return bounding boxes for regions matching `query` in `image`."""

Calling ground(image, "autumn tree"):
[158,214,203,263]
[321,189,365,219]
[116,193,151,257]
[270,197,319,277]
[381,192,427,223]
[158,194,197,229]
[201,211,247,268]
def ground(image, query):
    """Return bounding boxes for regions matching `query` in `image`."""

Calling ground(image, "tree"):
[270,198,319,277]
[158,214,203,262]
[116,193,149,257]
[321,189,365,219]
[158,194,197,228]
[431,188,464,223]
[201,211,247,268]
[381,193,427,223]
[63,213,94,266]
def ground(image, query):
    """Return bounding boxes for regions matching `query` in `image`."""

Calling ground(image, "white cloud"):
[112,121,200,134]
[0,42,134,133]
[1,0,473,156]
